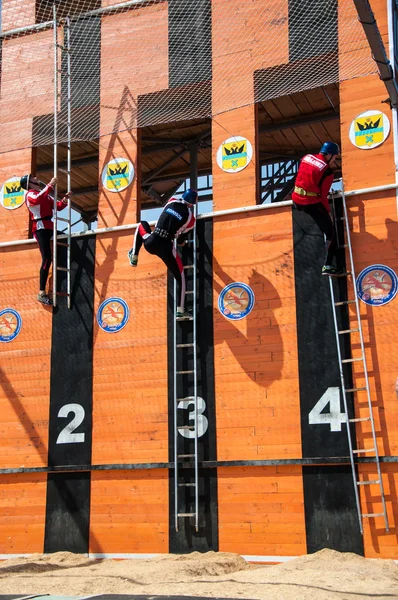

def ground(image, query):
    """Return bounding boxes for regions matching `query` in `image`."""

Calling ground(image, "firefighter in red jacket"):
[20,175,72,305]
[292,142,342,276]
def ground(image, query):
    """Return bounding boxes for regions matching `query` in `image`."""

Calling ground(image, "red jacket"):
[292,153,334,212]
[26,184,67,234]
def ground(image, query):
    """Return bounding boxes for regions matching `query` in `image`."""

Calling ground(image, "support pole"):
[53,2,59,307]
[189,142,199,533]
[353,0,398,107]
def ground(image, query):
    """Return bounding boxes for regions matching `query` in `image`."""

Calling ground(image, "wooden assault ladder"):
[52,9,72,309]
[173,212,199,532]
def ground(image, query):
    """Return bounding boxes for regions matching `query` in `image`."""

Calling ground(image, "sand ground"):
[0,548,397,600]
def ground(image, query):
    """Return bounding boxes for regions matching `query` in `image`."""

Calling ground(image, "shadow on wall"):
[94,86,138,344]
[0,366,48,461]
[350,211,398,551]
[210,250,285,388]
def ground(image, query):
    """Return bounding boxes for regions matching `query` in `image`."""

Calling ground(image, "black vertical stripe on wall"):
[44,237,95,554]
[289,0,337,62]
[293,203,354,459]
[168,0,212,88]
[303,466,364,555]
[293,201,363,554]
[44,472,91,554]
[168,219,218,553]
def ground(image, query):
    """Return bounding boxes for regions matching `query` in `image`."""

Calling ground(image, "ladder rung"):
[341,357,363,363]
[335,300,356,306]
[56,242,69,247]
[177,513,195,517]
[337,244,349,249]
[345,387,367,393]
[352,448,375,454]
[334,271,351,278]
[176,370,195,375]
[349,417,371,423]
[176,316,193,321]
[177,454,195,458]
[57,217,70,223]
[176,343,194,348]
[357,480,380,486]
[362,513,385,518]
[178,425,195,431]
[185,290,195,294]
[56,291,70,297]
[56,266,68,272]
[178,483,196,487]
[338,328,359,335]
[183,265,194,270]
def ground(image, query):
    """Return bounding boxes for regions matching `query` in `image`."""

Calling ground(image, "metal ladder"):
[52,7,72,309]
[173,212,199,532]
[329,188,389,534]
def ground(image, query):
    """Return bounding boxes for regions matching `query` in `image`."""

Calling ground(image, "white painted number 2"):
[56,403,86,444]
[308,387,347,432]
[177,396,208,439]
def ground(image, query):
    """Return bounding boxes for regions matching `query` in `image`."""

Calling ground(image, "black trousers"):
[294,202,337,266]
[132,221,186,308]
[35,229,52,290]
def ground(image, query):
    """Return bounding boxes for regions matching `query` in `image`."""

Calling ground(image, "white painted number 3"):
[56,403,86,444]
[177,396,208,439]
[308,387,347,432]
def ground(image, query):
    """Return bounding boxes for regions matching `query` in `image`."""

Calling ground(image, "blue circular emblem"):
[218,282,255,320]
[0,308,22,343]
[97,297,130,333]
[356,264,398,306]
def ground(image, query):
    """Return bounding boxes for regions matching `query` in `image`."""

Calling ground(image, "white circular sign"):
[101,157,135,193]
[349,110,390,150]
[0,177,26,210]
[216,136,253,173]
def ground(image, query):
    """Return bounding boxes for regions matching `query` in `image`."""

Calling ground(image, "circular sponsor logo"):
[101,157,135,193]
[218,283,255,320]
[356,265,398,306]
[0,177,26,210]
[0,308,22,343]
[216,136,253,173]
[97,297,130,333]
[349,110,390,150]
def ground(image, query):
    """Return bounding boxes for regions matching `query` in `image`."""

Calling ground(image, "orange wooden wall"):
[98,3,169,228]
[218,466,306,556]
[339,0,398,557]
[0,474,47,554]
[213,209,301,461]
[0,0,398,560]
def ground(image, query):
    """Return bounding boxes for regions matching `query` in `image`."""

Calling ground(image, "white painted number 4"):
[308,387,347,432]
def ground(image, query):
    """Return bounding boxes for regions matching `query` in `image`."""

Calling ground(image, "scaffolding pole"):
[53,2,59,307]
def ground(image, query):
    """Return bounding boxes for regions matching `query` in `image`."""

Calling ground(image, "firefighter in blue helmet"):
[292,142,342,277]
[128,189,198,318]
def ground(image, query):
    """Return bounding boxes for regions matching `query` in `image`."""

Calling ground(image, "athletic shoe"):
[322,265,345,277]
[37,292,52,305]
[176,308,193,320]
[128,249,138,266]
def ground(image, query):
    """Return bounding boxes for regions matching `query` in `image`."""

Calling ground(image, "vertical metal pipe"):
[52,2,58,307]
[189,143,199,532]
[66,15,72,309]
[173,247,178,532]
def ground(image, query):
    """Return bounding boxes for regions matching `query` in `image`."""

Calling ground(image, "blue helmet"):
[182,188,198,204]
[320,142,340,156]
